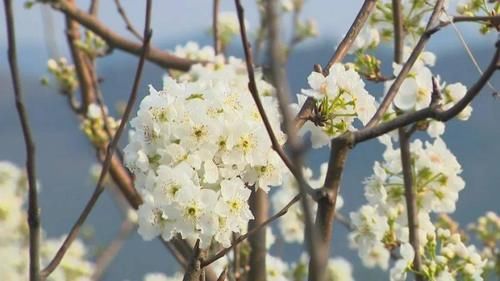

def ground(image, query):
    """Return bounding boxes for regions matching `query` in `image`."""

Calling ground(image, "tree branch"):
[365,0,446,127]
[309,136,352,281]
[48,1,194,70]
[183,240,202,281]
[398,128,423,281]
[64,0,97,114]
[40,0,153,278]
[323,0,377,74]
[392,0,404,64]
[247,189,268,281]
[212,0,221,54]
[4,1,41,280]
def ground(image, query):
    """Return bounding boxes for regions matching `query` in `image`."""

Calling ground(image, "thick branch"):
[65,0,97,114]
[366,0,446,127]
[40,1,153,278]
[247,189,268,281]
[49,1,194,70]
[212,0,221,54]
[398,129,423,281]
[4,1,41,280]
[309,137,351,281]
[323,0,377,74]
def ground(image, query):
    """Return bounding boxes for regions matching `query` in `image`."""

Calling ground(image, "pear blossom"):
[125,50,287,248]
[293,63,377,148]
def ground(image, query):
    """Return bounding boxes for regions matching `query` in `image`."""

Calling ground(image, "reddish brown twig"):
[4,1,41,280]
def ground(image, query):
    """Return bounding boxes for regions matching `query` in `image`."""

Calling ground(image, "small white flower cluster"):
[125,49,287,248]
[292,63,377,148]
[349,137,488,280]
[81,103,120,146]
[45,57,78,94]
[468,211,500,277]
[386,48,472,138]
[272,163,343,243]
[0,161,94,281]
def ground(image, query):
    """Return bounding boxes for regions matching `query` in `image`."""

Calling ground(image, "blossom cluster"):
[348,136,488,280]
[0,161,94,281]
[292,63,377,148]
[125,45,287,248]
[468,211,500,277]
[81,103,120,147]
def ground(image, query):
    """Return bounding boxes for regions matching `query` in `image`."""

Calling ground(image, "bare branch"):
[323,0,377,74]
[40,0,153,277]
[48,1,195,70]
[398,128,423,281]
[366,0,446,127]
[4,1,41,280]
[247,189,268,281]
[213,0,221,54]
[114,0,143,41]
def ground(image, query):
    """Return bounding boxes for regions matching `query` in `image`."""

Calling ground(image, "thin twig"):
[48,1,194,70]
[310,136,351,281]
[4,1,41,280]
[91,219,136,281]
[212,0,221,54]
[365,0,446,128]
[114,0,143,41]
[323,0,377,74]
[202,194,301,267]
[40,0,153,278]
[398,128,423,281]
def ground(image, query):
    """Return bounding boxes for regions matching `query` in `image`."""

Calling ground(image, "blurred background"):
[0,0,499,280]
